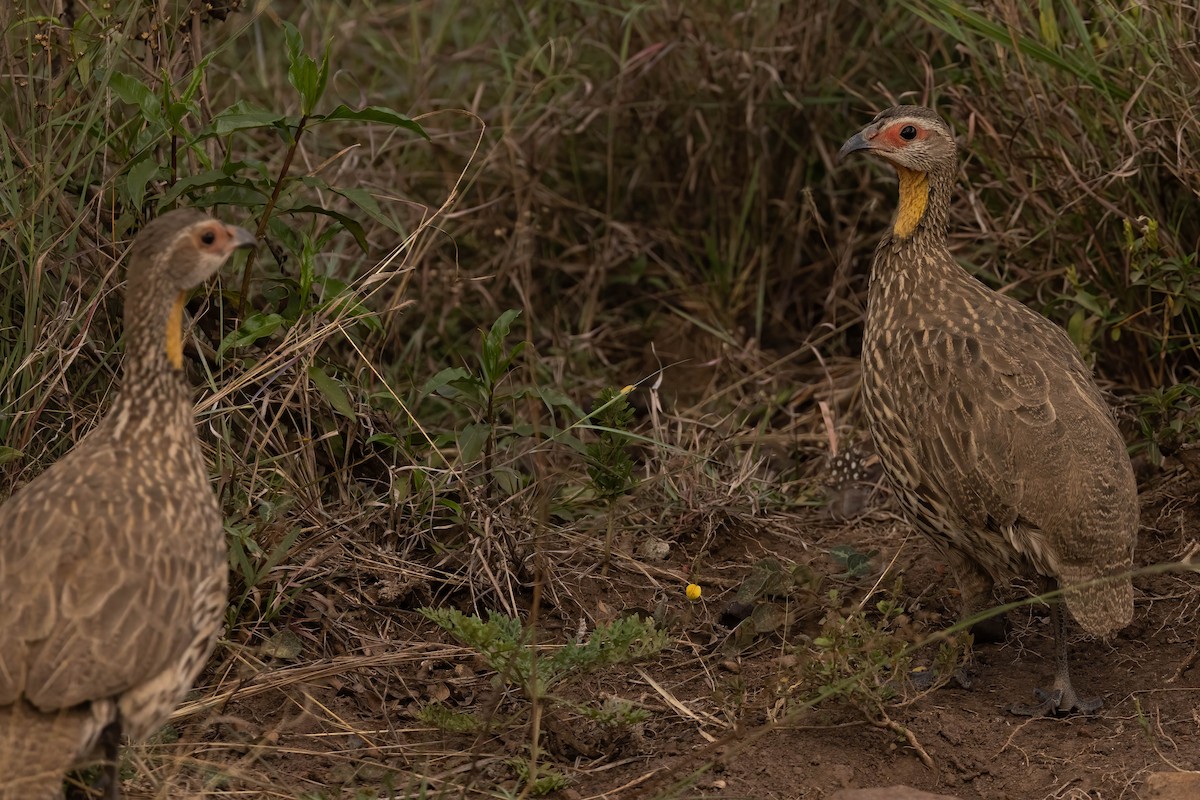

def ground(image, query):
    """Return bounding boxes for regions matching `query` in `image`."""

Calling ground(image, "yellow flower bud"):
[685,583,702,601]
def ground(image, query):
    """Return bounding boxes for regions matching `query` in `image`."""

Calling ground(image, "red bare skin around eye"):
[196,226,226,250]
[878,124,927,149]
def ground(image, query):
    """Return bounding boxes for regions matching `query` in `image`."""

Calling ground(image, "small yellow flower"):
[685,583,702,601]
[620,384,635,395]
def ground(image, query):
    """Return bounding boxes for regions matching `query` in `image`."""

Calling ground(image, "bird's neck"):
[869,165,965,307]
[887,164,953,251]
[107,285,195,436]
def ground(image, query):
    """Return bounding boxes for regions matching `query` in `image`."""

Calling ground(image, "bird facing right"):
[838,105,1137,715]
[0,209,255,798]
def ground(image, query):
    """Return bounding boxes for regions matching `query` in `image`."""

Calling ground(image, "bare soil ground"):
[132,465,1200,800]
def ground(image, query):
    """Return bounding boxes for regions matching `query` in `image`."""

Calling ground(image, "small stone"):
[828,788,962,800]
[637,536,671,560]
[1145,772,1200,800]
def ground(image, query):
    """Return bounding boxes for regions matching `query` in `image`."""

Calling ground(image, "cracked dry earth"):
[153,468,1200,800]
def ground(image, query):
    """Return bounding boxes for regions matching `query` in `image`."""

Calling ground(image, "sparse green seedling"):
[422,309,584,498]
[785,584,969,766]
[421,608,666,700]
[415,703,480,734]
[505,757,570,795]
[577,696,652,726]
[728,557,822,650]
[1135,383,1200,467]
[420,607,665,794]
[828,545,877,579]
[423,309,527,492]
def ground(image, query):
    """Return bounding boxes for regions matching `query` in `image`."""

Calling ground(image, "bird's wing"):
[903,298,1094,538]
[904,295,1136,632]
[0,446,198,711]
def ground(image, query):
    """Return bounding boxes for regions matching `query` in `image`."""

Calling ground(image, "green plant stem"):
[600,502,614,577]
[237,114,309,315]
[521,544,546,800]
[483,378,496,501]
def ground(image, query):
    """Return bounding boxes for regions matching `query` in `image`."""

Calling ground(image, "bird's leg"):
[90,721,123,800]
[950,551,1005,643]
[1010,579,1103,716]
[908,550,997,691]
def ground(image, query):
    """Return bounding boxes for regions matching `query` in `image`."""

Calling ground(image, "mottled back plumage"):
[839,105,1136,714]
[0,209,254,797]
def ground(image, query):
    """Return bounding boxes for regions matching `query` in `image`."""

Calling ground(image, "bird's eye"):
[899,125,918,140]
[200,230,216,246]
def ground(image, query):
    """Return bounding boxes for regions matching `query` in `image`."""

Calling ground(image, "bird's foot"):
[1009,686,1102,717]
[92,765,122,800]
[92,721,123,800]
[64,768,122,800]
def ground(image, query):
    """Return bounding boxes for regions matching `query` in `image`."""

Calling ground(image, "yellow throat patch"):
[166,292,185,369]
[893,166,929,239]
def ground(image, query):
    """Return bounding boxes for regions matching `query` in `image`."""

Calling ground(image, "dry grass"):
[1,0,1199,797]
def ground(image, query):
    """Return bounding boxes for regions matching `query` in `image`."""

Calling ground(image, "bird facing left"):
[0,209,255,799]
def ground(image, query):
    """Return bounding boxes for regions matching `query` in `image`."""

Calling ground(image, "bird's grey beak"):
[837,129,875,162]
[228,225,257,250]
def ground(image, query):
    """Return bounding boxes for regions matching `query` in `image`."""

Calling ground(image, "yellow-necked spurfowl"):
[838,105,1136,715]
[0,209,254,797]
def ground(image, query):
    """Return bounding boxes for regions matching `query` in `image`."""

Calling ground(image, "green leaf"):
[532,386,585,418]
[328,185,382,216]
[217,312,285,357]
[179,53,216,103]
[1067,309,1087,347]
[315,36,332,110]
[308,365,356,420]
[1072,290,1107,316]
[278,203,369,252]
[162,99,196,130]
[0,446,24,465]
[366,433,401,449]
[125,157,159,209]
[315,105,429,139]
[108,71,160,121]
[422,367,475,397]
[486,309,522,349]
[227,527,255,582]
[480,309,522,383]
[209,106,289,136]
[458,422,490,462]
[493,466,523,496]
[159,162,269,206]
[282,20,330,115]
[283,20,303,64]
[828,545,874,578]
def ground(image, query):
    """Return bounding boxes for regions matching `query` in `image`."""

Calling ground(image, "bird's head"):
[125,208,256,369]
[129,208,257,292]
[837,105,957,240]
[837,105,956,172]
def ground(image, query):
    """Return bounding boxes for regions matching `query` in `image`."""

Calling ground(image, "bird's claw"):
[1009,686,1102,716]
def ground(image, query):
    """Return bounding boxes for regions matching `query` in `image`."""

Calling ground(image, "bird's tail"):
[1059,563,1134,638]
[0,701,90,800]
